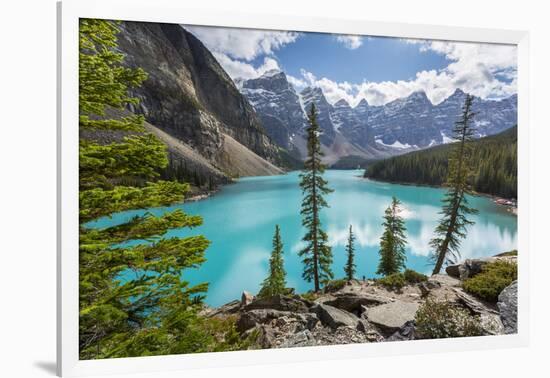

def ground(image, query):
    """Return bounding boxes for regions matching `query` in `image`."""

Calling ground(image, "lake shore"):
[363,175,517,215]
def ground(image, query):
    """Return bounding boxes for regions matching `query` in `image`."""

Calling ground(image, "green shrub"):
[415,299,484,339]
[323,279,347,293]
[377,273,406,290]
[403,269,428,283]
[463,260,517,302]
[496,250,518,257]
[300,291,320,302]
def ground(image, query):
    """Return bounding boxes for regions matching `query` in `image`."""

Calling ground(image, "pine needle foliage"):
[78,19,226,359]
[258,225,287,298]
[344,225,356,281]
[299,104,334,292]
[430,95,479,274]
[377,196,407,276]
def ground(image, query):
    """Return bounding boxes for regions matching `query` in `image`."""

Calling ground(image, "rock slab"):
[367,300,419,334]
[311,304,359,330]
[498,280,518,334]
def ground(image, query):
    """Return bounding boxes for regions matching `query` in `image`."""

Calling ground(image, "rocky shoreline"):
[202,254,517,349]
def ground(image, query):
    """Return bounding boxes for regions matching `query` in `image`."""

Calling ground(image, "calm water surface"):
[89,170,517,306]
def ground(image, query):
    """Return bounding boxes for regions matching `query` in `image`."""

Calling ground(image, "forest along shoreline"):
[363,175,518,216]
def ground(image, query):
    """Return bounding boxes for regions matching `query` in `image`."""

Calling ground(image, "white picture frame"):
[57,0,530,376]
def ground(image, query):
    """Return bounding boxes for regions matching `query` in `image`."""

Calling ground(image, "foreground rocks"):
[204,254,518,349]
[365,301,419,335]
[498,280,518,334]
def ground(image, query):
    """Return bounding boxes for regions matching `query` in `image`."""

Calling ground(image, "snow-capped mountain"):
[240,70,306,151]
[369,91,438,148]
[239,70,518,161]
[433,89,517,140]
[300,86,337,146]
[331,99,374,148]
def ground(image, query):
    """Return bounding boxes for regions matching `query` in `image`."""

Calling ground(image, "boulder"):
[452,288,498,316]
[366,300,419,334]
[387,321,416,341]
[241,291,255,307]
[429,274,461,287]
[204,299,240,317]
[458,259,488,280]
[498,280,518,334]
[324,293,391,314]
[278,330,317,348]
[245,295,310,313]
[236,309,288,332]
[445,264,460,278]
[479,313,505,336]
[311,304,359,330]
[418,280,440,297]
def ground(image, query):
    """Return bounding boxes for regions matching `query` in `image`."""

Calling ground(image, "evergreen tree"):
[299,103,334,292]
[344,225,356,281]
[78,19,216,359]
[365,125,517,199]
[258,225,287,298]
[430,94,479,274]
[377,196,407,276]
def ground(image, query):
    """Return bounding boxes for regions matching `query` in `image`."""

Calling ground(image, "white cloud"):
[335,35,363,49]
[212,53,281,81]
[184,25,299,61]
[292,40,516,106]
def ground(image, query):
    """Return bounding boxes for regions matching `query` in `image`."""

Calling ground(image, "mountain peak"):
[409,90,429,100]
[452,88,466,96]
[261,69,284,78]
[334,98,350,108]
[301,86,323,95]
[356,98,370,108]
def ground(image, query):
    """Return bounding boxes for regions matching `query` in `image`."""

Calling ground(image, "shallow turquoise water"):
[88,170,517,306]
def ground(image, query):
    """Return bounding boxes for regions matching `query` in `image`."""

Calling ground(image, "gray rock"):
[429,274,461,287]
[236,309,289,332]
[241,291,255,307]
[498,280,518,334]
[366,301,420,334]
[311,304,359,330]
[278,330,317,348]
[418,280,441,297]
[445,264,460,278]
[324,293,392,314]
[452,288,498,316]
[387,321,416,341]
[245,295,310,313]
[479,313,505,336]
[458,259,488,280]
[204,299,240,317]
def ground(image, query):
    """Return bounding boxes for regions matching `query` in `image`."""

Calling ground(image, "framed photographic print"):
[57,0,529,376]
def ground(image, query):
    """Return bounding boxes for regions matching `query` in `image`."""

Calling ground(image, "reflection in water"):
[90,170,517,306]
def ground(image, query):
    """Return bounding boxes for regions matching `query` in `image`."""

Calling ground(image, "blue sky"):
[184,25,517,106]
[258,33,451,83]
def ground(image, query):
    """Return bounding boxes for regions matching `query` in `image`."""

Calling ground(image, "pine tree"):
[299,103,334,292]
[430,94,479,274]
[344,225,356,281]
[377,196,407,276]
[78,19,214,359]
[259,225,287,298]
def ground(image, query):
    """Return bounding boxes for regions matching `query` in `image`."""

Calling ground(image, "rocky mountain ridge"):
[113,21,285,184]
[239,70,517,163]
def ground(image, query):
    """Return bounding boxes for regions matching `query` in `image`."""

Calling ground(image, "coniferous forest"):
[365,126,518,199]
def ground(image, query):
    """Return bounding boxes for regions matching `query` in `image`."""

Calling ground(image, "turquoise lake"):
[88,170,518,307]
